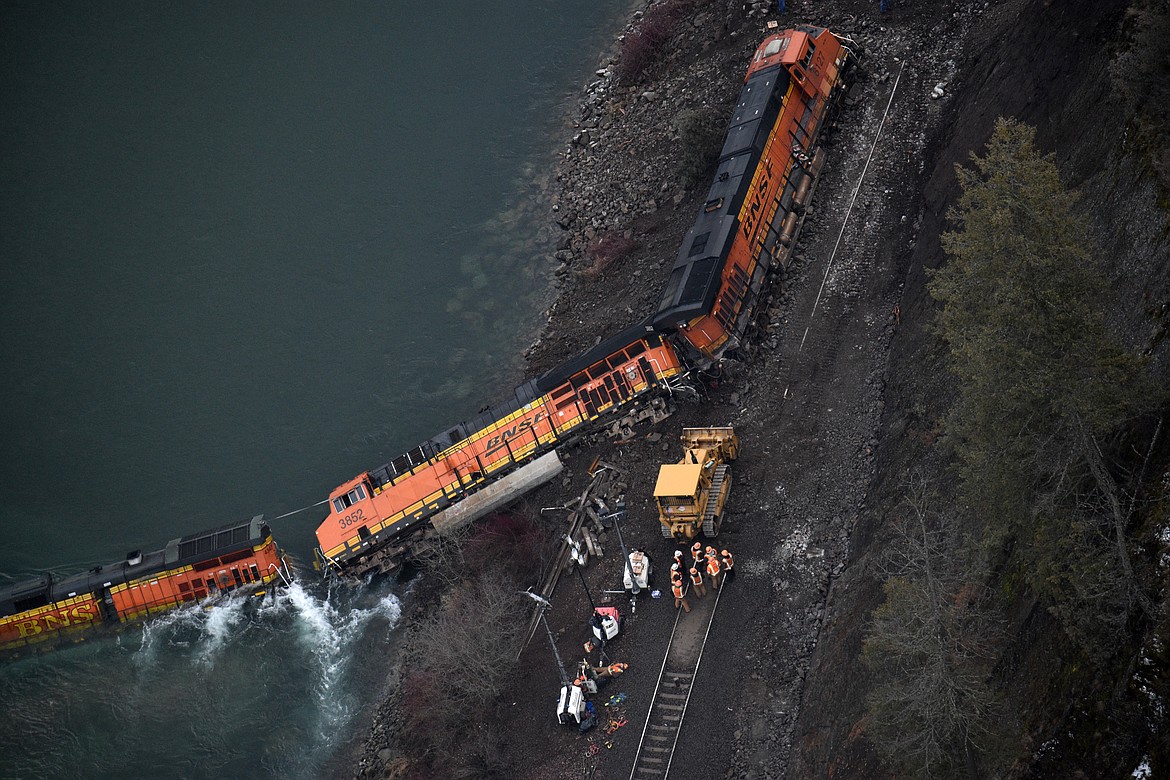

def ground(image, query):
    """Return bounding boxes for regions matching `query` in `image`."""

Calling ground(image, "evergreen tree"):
[927,117,1150,653]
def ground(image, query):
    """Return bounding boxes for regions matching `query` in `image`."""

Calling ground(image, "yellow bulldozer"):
[652,427,739,540]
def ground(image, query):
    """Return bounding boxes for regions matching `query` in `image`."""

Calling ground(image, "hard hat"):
[673,550,683,557]
[706,546,716,553]
[671,562,679,571]
[721,549,730,556]
[692,541,702,549]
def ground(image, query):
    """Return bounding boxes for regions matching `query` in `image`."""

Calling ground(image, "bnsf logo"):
[483,411,547,457]
[5,601,101,640]
[741,156,775,240]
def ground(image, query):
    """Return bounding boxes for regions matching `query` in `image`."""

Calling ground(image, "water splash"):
[114,579,404,778]
[194,592,249,666]
[132,590,252,669]
[280,580,403,745]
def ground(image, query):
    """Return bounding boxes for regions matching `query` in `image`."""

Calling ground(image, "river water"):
[0,2,629,776]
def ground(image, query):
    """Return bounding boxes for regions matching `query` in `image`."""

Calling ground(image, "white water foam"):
[133,590,252,669]
[124,577,403,778]
[277,581,403,745]
[194,592,249,666]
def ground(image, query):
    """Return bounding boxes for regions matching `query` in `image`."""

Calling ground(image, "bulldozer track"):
[701,465,730,537]
[628,582,724,779]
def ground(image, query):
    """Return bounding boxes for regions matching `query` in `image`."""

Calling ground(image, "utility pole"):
[574,562,597,611]
[522,591,569,687]
[607,502,639,596]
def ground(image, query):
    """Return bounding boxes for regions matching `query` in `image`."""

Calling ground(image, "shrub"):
[395,510,557,776]
[399,571,529,775]
[673,106,726,186]
[583,232,639,279]
[615,0,688,85]
[1108,2,1170,192]
[462,511,553,585]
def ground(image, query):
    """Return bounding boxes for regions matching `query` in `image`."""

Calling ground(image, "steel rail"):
[628,581,725,780]
[798,58,907,354]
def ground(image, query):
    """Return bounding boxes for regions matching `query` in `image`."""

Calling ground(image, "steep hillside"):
[791,0,1170,777]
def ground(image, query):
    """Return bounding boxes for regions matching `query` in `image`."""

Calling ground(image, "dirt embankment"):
[791,0,1170,777]
[353,0,1170,777]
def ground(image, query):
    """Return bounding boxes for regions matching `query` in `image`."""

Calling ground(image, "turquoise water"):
[0,2,628,776]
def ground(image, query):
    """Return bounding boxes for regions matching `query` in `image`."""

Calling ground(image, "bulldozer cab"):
[654,463,703,511]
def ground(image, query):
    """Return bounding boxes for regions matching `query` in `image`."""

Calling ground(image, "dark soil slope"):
[791,0,1170,777]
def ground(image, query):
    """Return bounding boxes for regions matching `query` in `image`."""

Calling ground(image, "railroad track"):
[628,581,723,780]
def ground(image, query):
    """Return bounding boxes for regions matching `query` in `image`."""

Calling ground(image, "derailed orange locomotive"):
[1,516,287,655]
[314,26,856,578]
[314,327,689,577]
[3,27,856,656]
[657,25,855,361]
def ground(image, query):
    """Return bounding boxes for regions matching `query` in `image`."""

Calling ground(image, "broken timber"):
[518,460,625,656]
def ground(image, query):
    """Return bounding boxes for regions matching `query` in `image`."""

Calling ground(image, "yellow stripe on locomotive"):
[315,331,684,571]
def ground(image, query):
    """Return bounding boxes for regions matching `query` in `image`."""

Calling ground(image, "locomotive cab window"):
[763,37,787,58]
[333,484,368,513]
[801,42,816,69]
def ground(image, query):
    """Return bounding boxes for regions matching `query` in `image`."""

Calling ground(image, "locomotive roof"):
[653,63,790,333]
[535,320,656,393]
[721,65,787,160]
[425,379,544,453]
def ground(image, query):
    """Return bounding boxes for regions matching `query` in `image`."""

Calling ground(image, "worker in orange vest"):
[594,662,629,678]
[670,562,683,587]
[721,549,736,582]
[691,541,705,569]
[705,546,722,590]
[671,578,690,613]
[688,566,706,598]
